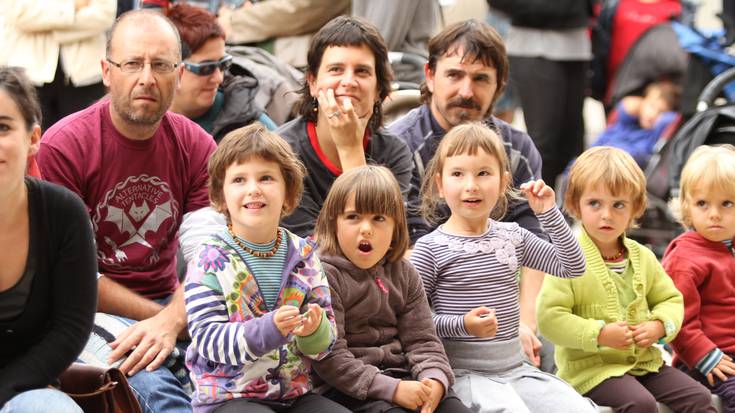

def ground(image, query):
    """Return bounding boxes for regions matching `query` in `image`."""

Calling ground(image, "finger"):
[119,341,150,375]
[537,185,553,199]
[714,368,727,383]
[317,90,328,112]
[342,96,356,117]
[108,329,143,364]
[275,307,300,321]
[531,334,542,351]
[532,353,541,367]
[707,373,715,387]
[327,89,339,111]
[147,342,174,372]
[129,342,162,376]
[530,179,543,195]
[724,354,733,361]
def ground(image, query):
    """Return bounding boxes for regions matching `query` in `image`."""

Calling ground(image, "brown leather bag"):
[58,363,142,413]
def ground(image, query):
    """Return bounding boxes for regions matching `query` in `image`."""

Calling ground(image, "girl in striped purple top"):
[410,123,596,412]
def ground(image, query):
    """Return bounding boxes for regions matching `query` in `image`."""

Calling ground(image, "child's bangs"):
[350,174,401,219]
[688,169,735,200]
[443,127,505,166]
[582,154,645,200]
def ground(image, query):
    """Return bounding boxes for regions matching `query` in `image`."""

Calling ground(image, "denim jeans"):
[127,360,192,413]
[1,388,82,413]
[79,296,193,413]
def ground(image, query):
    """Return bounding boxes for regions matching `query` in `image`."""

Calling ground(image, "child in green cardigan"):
[537,146,715,412]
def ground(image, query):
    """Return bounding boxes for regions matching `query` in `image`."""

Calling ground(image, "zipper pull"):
[375,277,389,294]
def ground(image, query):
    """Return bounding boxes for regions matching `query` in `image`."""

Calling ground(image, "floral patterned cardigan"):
[183,228,337,413]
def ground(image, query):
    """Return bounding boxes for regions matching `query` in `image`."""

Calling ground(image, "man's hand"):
[292,304,322,337]
[464,307,498,338]
[108,306,184,376]
[630,320,664,348]
[519,322,541,367]
[519,179,556,214]
[420,378,445,413]
[706,354,735,386]
[597,321,633,350]
[273,305,303,337]
[393,380,431,410]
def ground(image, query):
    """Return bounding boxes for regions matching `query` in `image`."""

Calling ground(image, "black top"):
[0,178,97,406]
[277,117,413,237]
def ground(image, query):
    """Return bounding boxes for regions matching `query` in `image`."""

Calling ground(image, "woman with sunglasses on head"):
[166,4,276,143]
[276,16,413,238]
[0,66,97,412]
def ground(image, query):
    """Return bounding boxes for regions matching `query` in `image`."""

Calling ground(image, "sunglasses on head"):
[183,55,233,76]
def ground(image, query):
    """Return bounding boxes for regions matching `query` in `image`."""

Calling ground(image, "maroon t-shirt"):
[38,100,216,298]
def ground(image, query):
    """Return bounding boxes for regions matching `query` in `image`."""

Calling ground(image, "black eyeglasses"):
[106,58,179,74]
[183,55,233,76]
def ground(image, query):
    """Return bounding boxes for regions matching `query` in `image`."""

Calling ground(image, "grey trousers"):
[443,339,596,413]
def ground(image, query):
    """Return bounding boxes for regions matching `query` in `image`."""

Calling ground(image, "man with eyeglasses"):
[38,9,216,413]
[166,3,276,143]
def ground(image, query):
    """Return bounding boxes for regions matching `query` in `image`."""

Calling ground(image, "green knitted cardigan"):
[537,229,684,395]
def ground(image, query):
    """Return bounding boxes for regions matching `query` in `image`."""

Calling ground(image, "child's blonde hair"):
[564,146,647,226]
[208,123,306,218]
[315,165,409,262]
[420,122,513,224]
[674,144,735,228]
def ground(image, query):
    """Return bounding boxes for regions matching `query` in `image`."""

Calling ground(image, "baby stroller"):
[628,66,735,256]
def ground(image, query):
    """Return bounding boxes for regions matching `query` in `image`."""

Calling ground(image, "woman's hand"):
[519,179,556,214]
[317,88,370,150]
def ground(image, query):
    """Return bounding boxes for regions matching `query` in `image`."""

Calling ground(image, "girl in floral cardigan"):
[183,124,348,413]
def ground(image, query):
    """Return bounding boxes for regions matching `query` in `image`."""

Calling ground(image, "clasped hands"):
[597,320,664,350]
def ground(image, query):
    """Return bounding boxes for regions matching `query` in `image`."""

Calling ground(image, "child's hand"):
[519,179,556,214]
[464,307,497,338]
[597,321,633,350]
[420,378,445,413]
[707,354,735,386]
[393,380,432,410]
[273,305,303,337]
[292,304,323,337]
[519,322,542,367]
[630,320,665,348]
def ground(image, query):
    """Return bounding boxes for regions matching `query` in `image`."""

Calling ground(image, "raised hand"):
[597,321,633,350]
[318,89,369,149]
[630,320,664,348]
[519,179,556,214]
[464,307,498,338]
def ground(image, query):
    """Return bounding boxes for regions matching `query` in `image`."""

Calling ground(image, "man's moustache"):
[448,99,481,110]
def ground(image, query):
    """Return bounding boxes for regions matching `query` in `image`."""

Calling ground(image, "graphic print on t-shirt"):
[93,174,180,270]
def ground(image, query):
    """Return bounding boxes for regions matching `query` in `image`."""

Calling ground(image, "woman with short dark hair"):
[278,16,414,238]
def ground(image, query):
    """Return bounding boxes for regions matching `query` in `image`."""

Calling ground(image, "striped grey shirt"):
[410,207,585,342]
